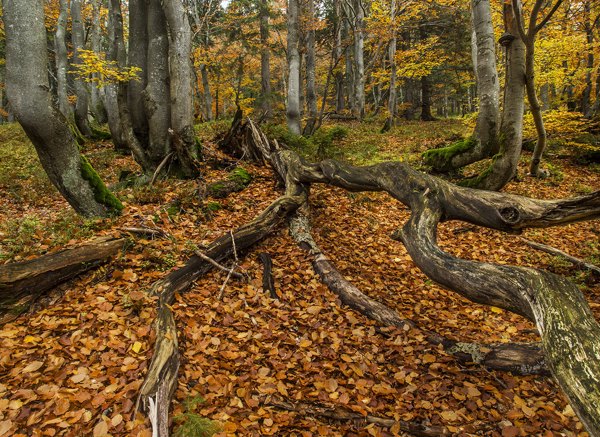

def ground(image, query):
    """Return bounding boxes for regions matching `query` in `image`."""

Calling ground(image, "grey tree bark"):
[55,0,71,119]
[384,0,397,131]
[334,0,345,112]
[145,0,171,165]
[128,0,149,145]
[303,0,318,135]
[71,0,93,137]
[3,0,122,217]
[259,0,272,119]
[109,0,155,173]
[424,0,500,171]
[162,0,200,178]
[286,0,302,135]
[470,0,526,191]
[353,0,366,119]
[511,0,563,177]
[90,0,107,123]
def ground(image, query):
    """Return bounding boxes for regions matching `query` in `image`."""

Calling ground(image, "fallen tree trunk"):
[222,116,600,435]
[265,396,447,436]
[0,237,124,324]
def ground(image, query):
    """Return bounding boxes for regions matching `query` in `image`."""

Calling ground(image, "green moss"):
[422,136,477,170]
[206,201,222,211]
[80,155,123,214]
[89,125,112,141]
[228,167,252,185]
[459,153,501,188]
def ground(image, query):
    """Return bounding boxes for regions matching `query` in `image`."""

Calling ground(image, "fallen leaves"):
[0,131,598,436]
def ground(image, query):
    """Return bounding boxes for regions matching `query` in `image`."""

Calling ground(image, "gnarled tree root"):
[225,116,600,435]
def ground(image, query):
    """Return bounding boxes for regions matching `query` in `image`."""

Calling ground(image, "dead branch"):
[265,396,448,437]
[0,237,124,324]
[522,238,600,275]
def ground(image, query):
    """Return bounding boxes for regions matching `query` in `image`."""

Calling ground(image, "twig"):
[150,152,174,186]
[217,264,237,300]
[195,251,244,279]
[121,227,169,239]
[522,238,600,275]
[258,252,278,299]
[230,230,238,262]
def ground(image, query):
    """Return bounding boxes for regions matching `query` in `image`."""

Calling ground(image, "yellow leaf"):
[491,307,503,314]
[132,342,142,353]
[23,361,44,373]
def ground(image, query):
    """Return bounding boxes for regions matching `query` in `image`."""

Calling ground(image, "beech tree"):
[2,0,122,218]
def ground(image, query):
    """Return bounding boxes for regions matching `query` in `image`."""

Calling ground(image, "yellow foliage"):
[71,50,141,86]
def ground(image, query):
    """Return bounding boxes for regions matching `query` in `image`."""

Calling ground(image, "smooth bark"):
[55,0,71,118]
[162,0,200,178]
[259,0,272,119]
[71,0,93,137]
[286,0,301,135]
[3,0,122,218]
[145,0,171,165]
[128,0,149,145]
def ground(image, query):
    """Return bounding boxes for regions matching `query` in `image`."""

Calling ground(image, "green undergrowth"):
[0,123,55,203]
[173,397,221,437]
[0,211,112,261]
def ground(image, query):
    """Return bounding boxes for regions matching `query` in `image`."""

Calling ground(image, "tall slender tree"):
[287,0,302,134]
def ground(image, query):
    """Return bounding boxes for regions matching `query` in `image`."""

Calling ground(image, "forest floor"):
[0,116,599,437]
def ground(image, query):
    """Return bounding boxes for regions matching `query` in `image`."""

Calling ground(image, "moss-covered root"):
[422,137,477,172]
[80,155,124,215]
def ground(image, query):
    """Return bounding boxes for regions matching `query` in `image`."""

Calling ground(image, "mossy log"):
[0,237,125,324]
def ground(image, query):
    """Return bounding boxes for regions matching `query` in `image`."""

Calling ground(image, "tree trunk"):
[303,0,317,136]
[109,0,155,174]
[200,64,213,121]
[0,237,124,324]
[71,0,93,137]
[466,0,526,191]
[90,0,108,123]
[423,0,499,171]
[286,0,301,135]
[385,0,397,130]
[334,0,345,112]
[353,0,365,119]
[3,0,122,217]
[55,0,71,119]
[128,0,149,145]
[162,0,200,178]
[145,0,171,166]
[259,0,272,119]
[420,75,435,121]
[526,37,548,177]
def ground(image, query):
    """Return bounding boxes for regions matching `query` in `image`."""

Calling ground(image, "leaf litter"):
[0,126,598,436]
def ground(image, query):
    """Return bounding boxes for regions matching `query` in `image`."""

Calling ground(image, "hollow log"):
[0,237,125,324]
